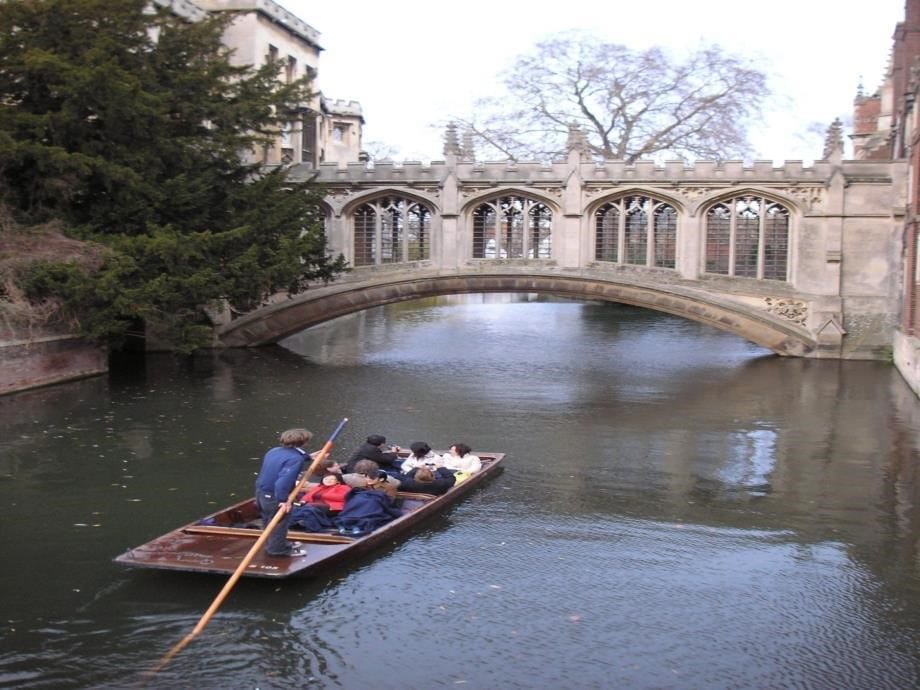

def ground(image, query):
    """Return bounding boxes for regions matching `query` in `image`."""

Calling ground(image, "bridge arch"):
[689,186,802,218]
[217,273,816,356]
[586,187,688,216]
[340,187,441,217]
[459,186,561,216]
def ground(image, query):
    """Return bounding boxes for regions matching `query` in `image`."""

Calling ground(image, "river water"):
[2,295,920,689]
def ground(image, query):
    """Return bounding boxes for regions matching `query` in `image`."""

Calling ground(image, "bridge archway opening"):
[218,274,815,357]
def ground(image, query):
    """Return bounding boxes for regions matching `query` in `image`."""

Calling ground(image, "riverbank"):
[0,335,107,395]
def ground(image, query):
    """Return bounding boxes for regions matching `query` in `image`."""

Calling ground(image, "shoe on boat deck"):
[269,547,307,557]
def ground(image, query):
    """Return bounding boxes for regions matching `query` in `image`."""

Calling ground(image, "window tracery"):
[704,196,789,281]
[472,196,552,259]
[352,196,431,266]
[594,195,677,268]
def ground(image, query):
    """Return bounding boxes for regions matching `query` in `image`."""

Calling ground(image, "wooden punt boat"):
[114,452,504,579]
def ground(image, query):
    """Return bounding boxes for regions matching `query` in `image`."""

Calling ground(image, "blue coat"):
[334,489,403,533]
[289,503,335,532]
[254,446,306,501]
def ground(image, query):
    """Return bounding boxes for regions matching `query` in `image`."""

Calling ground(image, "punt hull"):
[114,452,504,579]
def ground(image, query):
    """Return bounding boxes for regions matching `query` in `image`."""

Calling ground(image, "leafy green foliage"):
[0,0,345,351]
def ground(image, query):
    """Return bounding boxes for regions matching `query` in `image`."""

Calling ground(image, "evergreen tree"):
[0,0,346,351]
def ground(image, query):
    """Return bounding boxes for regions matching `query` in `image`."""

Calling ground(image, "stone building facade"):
[156,0,364,167]
[856,0,920,394]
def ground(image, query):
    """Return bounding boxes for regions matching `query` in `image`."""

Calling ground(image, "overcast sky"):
[283,0,905,163]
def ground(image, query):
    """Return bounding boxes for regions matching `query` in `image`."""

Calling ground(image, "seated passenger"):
[440,443,481,474]
[308,456,345,483]
[342,458,401,498]
[334,470,403,535]
[399,441,442,474]
[397,466,456,495]
[289,474,349,532]
[343,434,402,473]
[300,473,350,513]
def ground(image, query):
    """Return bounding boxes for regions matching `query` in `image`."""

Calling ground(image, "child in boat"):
[440,443,481,474]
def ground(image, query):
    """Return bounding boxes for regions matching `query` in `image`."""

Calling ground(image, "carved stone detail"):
[764,297,807,325]
[584,186,614,199]
[458,185,563,202]
[404,184,441,196]
[459,186,498,200]
[777,186,825,208]
[582,185,720,201]
[676,187,718,201]
[534,186,563,200]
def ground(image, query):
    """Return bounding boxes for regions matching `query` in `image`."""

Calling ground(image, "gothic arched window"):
[705,196,790,281]
[352,196,432,266]
[594,195,677,268]
[472,195,552,259]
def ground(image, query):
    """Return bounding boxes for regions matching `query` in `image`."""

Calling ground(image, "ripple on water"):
[263,513,918,690]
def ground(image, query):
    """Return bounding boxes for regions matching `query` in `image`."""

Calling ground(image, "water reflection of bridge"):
[220,138,904,359]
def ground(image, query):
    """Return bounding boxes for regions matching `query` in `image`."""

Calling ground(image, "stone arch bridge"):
[217,142,905,359]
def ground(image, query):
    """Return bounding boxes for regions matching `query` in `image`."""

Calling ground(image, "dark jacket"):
[334,488,403,533]
[397,467,456,495]
[289,504,334,532]
[344,442,401,473]
[254,446,306,501]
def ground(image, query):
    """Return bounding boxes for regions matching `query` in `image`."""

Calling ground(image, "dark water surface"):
[2,296,920,689]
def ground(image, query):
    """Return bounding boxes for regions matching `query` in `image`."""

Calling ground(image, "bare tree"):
[456,32,770,163]
[362,140,402,161]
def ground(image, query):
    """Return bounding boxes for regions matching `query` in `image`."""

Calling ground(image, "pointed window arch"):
[594,195,677,268]
[472,195,552,259]
[704,195,790,281]
[351,196,432,266]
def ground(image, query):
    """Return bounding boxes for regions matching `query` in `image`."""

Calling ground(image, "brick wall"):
[0,336,107,395]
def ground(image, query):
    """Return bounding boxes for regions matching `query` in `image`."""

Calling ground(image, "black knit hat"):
[367,434,386,446]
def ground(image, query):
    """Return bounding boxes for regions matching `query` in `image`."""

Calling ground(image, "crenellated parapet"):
[302,157,893,188]
[295,155,897,218]
[323,98,363,118]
